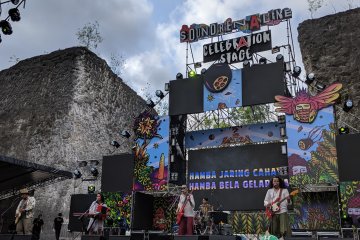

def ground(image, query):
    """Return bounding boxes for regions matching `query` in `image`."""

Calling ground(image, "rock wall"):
[0,47,147,239]
[298,8,360,130]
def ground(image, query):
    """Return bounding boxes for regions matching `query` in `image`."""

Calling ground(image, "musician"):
[264,176,291,240]
[87,193,108,235]
[15,188,36,235]
[199,198,213,229]
[177,185,195,235]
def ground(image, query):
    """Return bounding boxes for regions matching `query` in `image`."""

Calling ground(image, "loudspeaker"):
[0,235,32,240]
[148,233,172,240]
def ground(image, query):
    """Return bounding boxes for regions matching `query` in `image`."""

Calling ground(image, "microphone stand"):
[72,207,91,240]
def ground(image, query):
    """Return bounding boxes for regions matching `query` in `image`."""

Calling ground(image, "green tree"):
[76,21,103,50]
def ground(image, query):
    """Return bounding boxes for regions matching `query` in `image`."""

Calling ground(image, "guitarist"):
[264,176,291,240]
[15,188,36,235]
[176,185,195,235]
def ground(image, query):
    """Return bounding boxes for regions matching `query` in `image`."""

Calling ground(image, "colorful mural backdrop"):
[291,192,339,230]
[185,122,285,149]
[340,181,360,227]
[103,192,132,229]
[275,84,342,123]
[286,106,338,184]
[133,112,169,191]
[204,69,242,111]
[153,196,177,231]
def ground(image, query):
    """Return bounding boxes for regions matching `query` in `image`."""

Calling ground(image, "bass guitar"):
[265,189,299,219]
[176,190,194,225]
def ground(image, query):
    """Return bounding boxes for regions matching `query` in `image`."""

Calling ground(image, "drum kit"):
[194,210,224,235]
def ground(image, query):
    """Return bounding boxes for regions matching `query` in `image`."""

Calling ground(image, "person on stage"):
[15,188,36,235]
[177,185,195,235]
[199,197,213,230]
[264,176,292,240]
[87,193,108,235]
[53,213,64,240]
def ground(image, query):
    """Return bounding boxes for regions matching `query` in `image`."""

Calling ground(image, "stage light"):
[188,70,196,78]
[11,0,20,4]
[343,95,353,112]
[284,62,291,72]
[146,99,155,108]
[278,115,286,124]
[292,66,301,78]
[88,185,95,194]
[170,172,178,181]
[315,82,326,91]
[176,72,183,79]
[281,145,287,155]
[90,167,99,177]
[110,140,120,148]
[9,8,21,22]
[272,46,280,54]
[276,54,284,62]
[243,60,251,68]
[170,154,175,163]
[194,62,202,68]
[0,20,13,35]
[280,127,286,137]
[201,68,207,74]
[339,127,349,135]
[259,57,267,64]
[121,130,131,138]
[73,169,82,179]
[305,73,315,85]
[155,90,165,99]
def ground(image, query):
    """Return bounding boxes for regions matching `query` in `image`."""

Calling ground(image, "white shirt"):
[264,188,289,214]
[178,193,195,217]
[15,196,36,219]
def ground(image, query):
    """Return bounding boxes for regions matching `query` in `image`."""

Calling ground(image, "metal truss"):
[0,176,70,200]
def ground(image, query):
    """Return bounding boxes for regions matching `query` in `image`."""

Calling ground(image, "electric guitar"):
[265,189,299,219]
[176,190,194,225]
[15,200,27,225]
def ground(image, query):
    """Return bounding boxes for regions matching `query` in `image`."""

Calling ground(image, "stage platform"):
[81,235,238,240]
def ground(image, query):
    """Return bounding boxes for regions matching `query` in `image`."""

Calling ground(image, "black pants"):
[55,228,61,240]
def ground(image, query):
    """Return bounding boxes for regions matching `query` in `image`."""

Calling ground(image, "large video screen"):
[188,142,288,211]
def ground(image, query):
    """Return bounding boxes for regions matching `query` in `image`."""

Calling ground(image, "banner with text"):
[188,143,289,211]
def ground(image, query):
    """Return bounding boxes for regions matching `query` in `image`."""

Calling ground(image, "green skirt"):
[270,212,292,238]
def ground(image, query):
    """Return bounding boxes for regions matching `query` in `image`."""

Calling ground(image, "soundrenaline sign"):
[180,8,292,43]
[203,30,272,64]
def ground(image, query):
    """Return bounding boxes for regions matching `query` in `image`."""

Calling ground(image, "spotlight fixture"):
[281,145,287,155]
[259,57,267,64]
[276,54,284,62]
[9,8,21,22]
[272,46,280,54]
[315,82,326,91]
[280,127,286,137]
[121,130,131,139]
[146,99,155,108]
[243,60,251,68]
[11,0,20,4]
[155,90,165,99]
[339,127,349,135]
[305,73,315,85]
[278,115,286,124]
[284,62,291,72]
[110,140,120,148]
[170,172,178,181]
[0,20,13,35]
[188,70,196,78]
[88,185,95,194]
[194,62,202,68]
[90,167,99,177]
[73,169,82,179]
[176,72,183,79]
[343,95,353,112]
[201,68,207,74]
[292,66,301,78]
[164,83,170,91]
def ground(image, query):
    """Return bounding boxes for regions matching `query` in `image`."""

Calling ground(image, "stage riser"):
[80,235,237,240]
[0,235,32,240]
